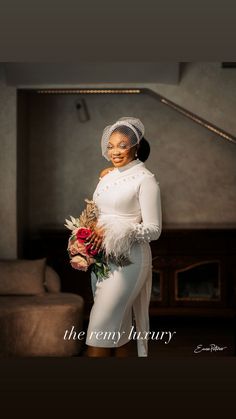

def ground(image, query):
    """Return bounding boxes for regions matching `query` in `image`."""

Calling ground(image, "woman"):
[85,117,162,357]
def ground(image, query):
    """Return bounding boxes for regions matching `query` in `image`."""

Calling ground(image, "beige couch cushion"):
[0,293,84,356]
[0,258,46,295]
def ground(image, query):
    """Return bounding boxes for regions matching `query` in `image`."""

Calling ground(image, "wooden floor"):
[80,316,236,357]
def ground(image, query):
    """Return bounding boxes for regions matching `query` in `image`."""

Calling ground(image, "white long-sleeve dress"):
[85,158,162,356]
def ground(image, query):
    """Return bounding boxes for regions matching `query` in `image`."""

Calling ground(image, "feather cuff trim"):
[97,215,136,263]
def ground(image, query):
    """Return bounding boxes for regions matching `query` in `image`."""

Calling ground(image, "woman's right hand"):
[85,227,105,253]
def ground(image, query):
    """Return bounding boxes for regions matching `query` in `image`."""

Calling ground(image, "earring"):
[135,151,138,158]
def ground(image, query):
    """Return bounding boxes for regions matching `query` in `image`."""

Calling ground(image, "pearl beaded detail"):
[95,170,153,197]
[133,224,153,243]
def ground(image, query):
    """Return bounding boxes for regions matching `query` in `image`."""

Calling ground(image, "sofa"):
[0,258,85,357]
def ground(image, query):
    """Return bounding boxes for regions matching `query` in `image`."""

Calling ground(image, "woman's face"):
[107,131,136,167]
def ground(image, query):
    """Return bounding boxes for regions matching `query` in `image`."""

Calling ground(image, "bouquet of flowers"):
[64,199,111,281]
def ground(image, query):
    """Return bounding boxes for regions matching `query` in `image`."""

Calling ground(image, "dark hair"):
[136,137,150,162]
[112,125,150,162]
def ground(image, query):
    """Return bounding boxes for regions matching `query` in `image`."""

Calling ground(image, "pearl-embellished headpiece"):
[101,117,145,161]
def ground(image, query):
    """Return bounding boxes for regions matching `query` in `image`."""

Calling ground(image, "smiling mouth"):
[113,157,123,162]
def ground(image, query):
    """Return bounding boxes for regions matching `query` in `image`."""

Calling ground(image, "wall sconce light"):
[76,98,90,122]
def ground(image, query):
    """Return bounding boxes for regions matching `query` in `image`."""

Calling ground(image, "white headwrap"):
[101,117,145,161]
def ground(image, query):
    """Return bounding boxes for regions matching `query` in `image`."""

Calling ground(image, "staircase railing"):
[143,88,236,145]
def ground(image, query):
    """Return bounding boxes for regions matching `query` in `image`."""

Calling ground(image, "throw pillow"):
[44,266,61,293]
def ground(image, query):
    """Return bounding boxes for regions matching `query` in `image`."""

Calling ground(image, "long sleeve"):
[130,174,162,243]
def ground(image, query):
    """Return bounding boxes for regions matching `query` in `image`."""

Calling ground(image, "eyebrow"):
[108,140,128,146]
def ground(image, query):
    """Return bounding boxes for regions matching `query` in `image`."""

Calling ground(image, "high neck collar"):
[115,158,143,172]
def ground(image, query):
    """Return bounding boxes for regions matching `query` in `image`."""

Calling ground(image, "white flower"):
[64,215,80,230]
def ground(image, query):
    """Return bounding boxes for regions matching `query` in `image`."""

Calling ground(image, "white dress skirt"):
[85,159,162,356]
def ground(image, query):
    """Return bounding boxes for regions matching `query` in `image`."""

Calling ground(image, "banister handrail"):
[143,88,236,145]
